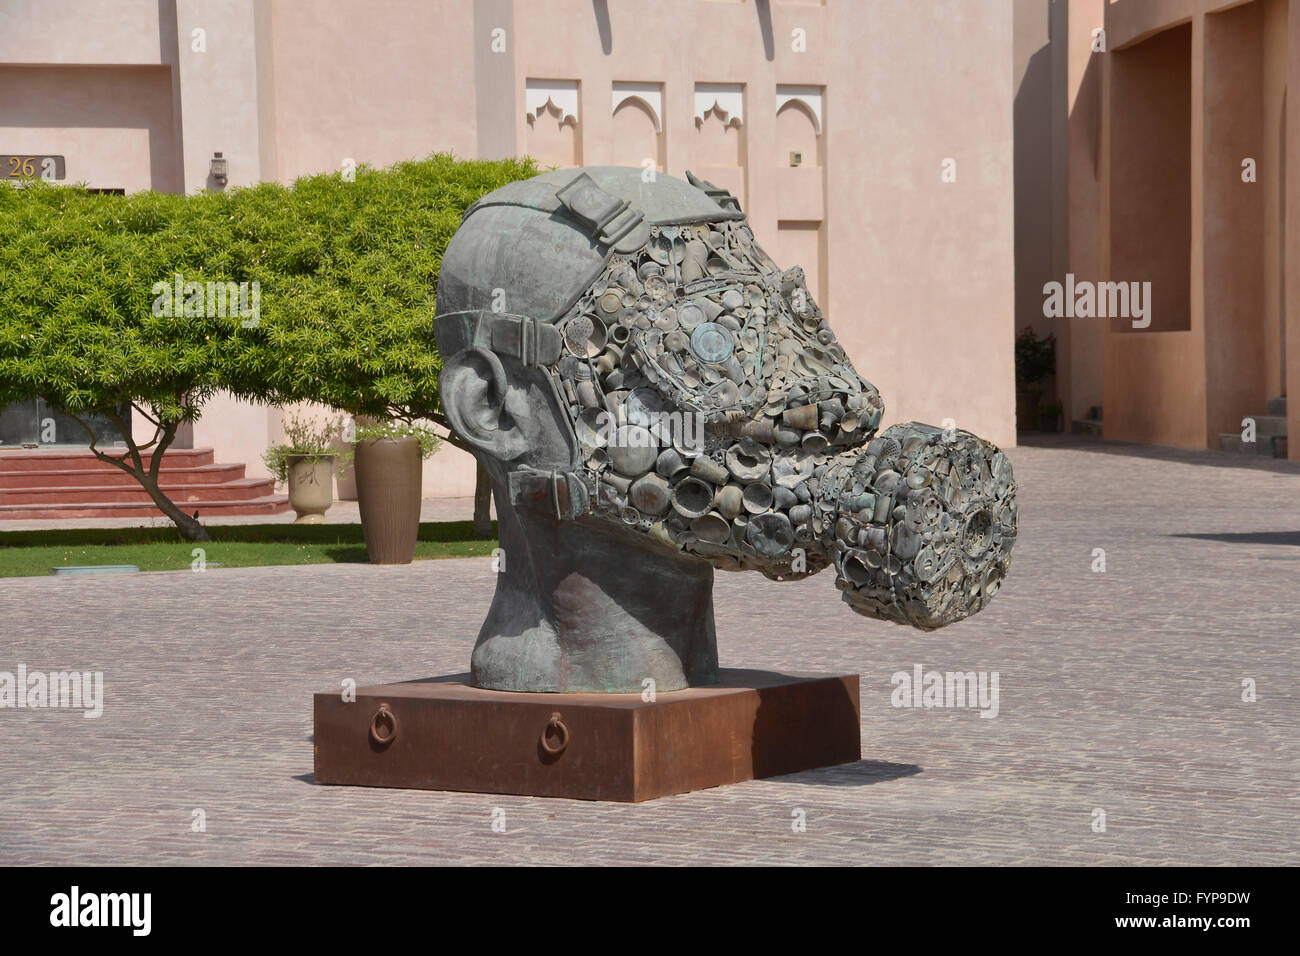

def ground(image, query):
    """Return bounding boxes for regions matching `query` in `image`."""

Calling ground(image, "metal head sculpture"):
[435,167,1017,693]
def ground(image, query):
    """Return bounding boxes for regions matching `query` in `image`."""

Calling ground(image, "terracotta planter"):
[355,436,422,564]
[287,455,335,524]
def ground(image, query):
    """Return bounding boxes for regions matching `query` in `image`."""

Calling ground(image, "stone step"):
[0,462,247,489]
[1242,415,1288,438]
[0,447,217,472]
[0,494,290,521]
[0,477,277,507]
[1071,419,1102,437]
[1267,396,1287,417]
[1218,433,1284,457]
[0,446,286,520]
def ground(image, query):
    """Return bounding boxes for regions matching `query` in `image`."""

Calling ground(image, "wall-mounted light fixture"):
[210,151,228,186]
[789,151,803,167]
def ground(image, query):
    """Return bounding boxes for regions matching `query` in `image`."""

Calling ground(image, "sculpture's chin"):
[818,422,1017,630]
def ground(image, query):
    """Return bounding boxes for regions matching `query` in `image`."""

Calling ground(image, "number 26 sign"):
[3,155,66,181]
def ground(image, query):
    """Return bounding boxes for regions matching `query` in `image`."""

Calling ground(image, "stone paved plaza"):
[1,438,1297,865]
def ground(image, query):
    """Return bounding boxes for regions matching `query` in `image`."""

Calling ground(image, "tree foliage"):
[0,153,538,538]
[219,154,538,418]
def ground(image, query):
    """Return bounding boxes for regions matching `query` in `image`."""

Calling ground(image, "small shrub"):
[1015,325,1056,388]
[355,420,442,460]
[263,412,345,485]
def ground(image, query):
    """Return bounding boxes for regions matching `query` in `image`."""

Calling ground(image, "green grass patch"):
[0,521,498,578]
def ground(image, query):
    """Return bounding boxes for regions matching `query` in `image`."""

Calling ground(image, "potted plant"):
[354,420,442,564]
[1036,399,1064,433]
[1015,325,1056,431]
[263,412,345,524]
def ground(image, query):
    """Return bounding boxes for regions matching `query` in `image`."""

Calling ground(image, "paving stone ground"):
[0,437,1297,865]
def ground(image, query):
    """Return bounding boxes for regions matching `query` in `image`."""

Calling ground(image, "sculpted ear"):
[440,348,530,462]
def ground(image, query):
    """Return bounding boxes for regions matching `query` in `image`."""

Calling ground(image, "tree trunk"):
[75,407,212,542]
[135,419,210,541]
[472,461,493,538]
[136,470,211,541]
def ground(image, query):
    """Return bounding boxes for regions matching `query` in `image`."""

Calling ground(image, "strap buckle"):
[555,172,646,248]
[508,468,590,520]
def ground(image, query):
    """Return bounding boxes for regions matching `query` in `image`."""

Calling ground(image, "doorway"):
[0,399,129,448]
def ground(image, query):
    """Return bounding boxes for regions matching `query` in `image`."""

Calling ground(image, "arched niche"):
[776,99,821,166]
[695,103,744,167]
[610,96,663,171]
[526,98,581,168]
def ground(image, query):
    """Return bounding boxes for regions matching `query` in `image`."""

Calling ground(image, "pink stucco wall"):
[4,0,1020,493]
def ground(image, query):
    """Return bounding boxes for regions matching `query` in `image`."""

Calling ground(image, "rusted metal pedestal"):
[313,669,861,802]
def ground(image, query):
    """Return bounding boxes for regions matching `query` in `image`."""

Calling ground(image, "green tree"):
[0,154,537,540]
[0,184,245,540]
[221,154,537,536]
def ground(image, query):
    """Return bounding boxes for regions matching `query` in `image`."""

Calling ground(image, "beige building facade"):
[1057,0,1299,459]
[2,0,1019,497]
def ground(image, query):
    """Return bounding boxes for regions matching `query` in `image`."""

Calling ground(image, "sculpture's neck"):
[470,500,719,693]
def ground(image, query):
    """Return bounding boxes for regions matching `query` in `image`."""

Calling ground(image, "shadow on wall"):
[592,0,611,55]
[1013,1,1072,409]
[756,0,775,62]
[587,0,776,61]
[1014,41,1057,335]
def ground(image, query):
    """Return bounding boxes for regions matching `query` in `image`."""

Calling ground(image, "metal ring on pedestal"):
[541,712,570,755]
[369,703,398,747]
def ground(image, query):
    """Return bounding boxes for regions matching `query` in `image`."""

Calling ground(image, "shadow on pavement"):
[1016,432,1300,476]
[772,759,923,787]
[292,760,924,790]
[1171,530,1300,547]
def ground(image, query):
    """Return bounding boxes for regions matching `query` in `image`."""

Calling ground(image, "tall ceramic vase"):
[355,436,422,564]
[286,455,335,524]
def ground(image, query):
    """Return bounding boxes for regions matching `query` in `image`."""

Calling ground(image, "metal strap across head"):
[507,467,590,521]
[434,308,591,520]
[433,309,565,368]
